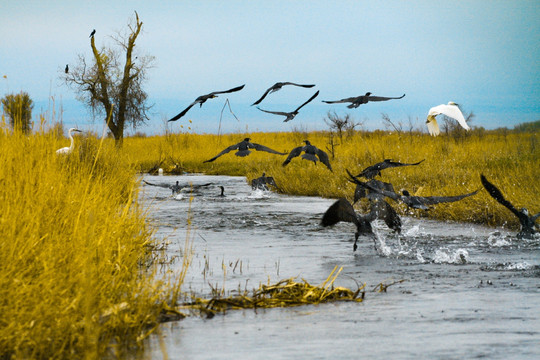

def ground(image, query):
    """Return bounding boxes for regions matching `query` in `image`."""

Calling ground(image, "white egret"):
[426,102,470,136]
[56,128,82,155]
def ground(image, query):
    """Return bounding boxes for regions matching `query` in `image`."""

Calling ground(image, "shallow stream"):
[137,174,539,359]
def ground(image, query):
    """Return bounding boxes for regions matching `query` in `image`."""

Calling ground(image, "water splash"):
[433,248,469,264]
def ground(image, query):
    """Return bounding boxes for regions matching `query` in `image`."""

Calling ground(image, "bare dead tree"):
[62,12,154,146]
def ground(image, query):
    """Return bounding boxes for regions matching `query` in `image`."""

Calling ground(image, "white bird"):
[56,128,82,154]
[426,102,470,136]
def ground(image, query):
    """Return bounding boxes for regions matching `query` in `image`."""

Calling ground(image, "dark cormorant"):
[143,180,213,195]
[203,138,286,163]
[322,92,405,108]
[65,64,69,74]
[481,174,539,239]
[90,29,96,38]
[251,173,280,191]
[168,84,245,122]
[282,140,332,171]
[251,82,316,106]
[256,91,319,122]
[354,159,425,179]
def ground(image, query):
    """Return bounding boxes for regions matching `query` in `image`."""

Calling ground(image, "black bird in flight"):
[257,91,319,122]
[251,82,316,106]
[323,92,405,108]
[480,174,539,239]
[65,64,69,74]
[90,29,96,38]
[282,140,332,171]
[347,170,478,211]
[321,197,401,251]
[203,138,286,163]
[168,84,245,122]
[354,159,425,179]
[352,178,396,204]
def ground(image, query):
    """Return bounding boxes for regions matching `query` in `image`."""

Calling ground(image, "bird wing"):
[380,159,425,171]
[321,198,359,227]
[143,180,173,189]
[315,147,333,171]
[480,175,524,221]
[347,169,401,201]
[256,107,290,117]
[366,94,406,102]
[426,115,440,136]
[432,104,470,130]
[251,88,273,106]
[282,146,305,166]
[266,176,280,190]
[294,91,319,112]
[209,84,246,96]
[281,82,316,88]
[250,142,287,155]
[417,190,479,205]
[203,142,241,163]
[322,97,357,104]
[168,102,196,122]
[369,200,402,233]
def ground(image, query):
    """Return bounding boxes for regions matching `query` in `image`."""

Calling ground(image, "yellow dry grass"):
[124,128,539,230]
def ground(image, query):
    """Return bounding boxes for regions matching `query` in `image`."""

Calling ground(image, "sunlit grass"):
[0,123,185,359]
[124,129,539,229]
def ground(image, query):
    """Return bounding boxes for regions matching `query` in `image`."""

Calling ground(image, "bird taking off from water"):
[168,84,245,122]
[143,180,213,195]
[480,174,539,239]
[282,140,332,171]
[251,82,316,106]
[347,170,479,211]
[321,198,401,251]
[354,159,425,179]
[56,128,82,155]
[426,102,470,136]
[322,92,405,109]
[203,138,286,163]
[90,29,96,38]
[251,172,280,191]
[257,91,319,122]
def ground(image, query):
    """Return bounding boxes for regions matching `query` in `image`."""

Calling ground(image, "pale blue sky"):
[1,1,538,134]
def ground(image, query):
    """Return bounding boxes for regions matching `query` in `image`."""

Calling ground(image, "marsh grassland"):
[1,121,538,359]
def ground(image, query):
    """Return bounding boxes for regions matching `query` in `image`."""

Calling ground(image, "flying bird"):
[251,82,316,106]
[480,174,539,239]
[426,102,470,136]
[168,84,245,122]
[257,91,319,122]
[251,172,280,191]
[347,170,478,211]
[321,198,401,251]
[203,138,286,163]
[322,92,405,108]
[352,178,396,204]
[354,159,425,179]
[56,128,82,155]
[143,180,213,195]
[282,140,332,171]
[89,29,96,38]
[65,64,69,74]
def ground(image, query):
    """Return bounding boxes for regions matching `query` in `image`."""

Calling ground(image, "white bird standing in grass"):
[56,128,82,154]
[426,102,470,136]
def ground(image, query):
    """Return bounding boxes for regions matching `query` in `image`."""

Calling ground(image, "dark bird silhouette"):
[168,84,245,122]
[347,170,478,211]
[257,91,319,122]
[143,180,213,195]
[321,198,401,251]
[323,92,405,108]
[354,159,425,179]
[251,172,280,191]
[282,140,332,171]
[65,64,69,74]
[218,185,225,197]
[90,29,96,38]
[352,178,396,204]
[203,138,286,163]
[251,82,316,106]
[480,174,539,239]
